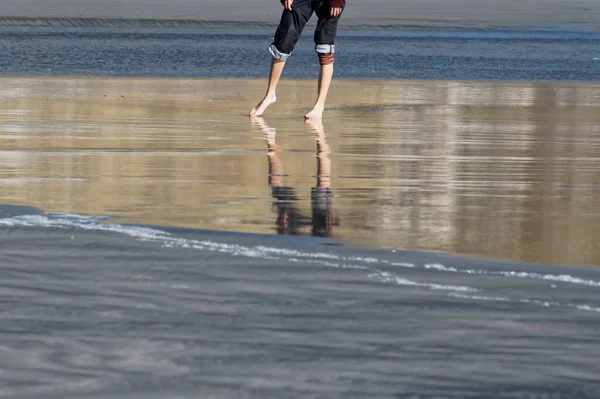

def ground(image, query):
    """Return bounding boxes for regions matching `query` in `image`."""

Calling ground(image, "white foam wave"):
[450,293,600,314]
[506,272,600,287]
[253,246,341,260]
[369,271,477,292]
[5,212,599,298]
[474,270,600,288]
[383,261,416,268]
[401,258,600,289]
[449,293,511,302]
[347,256,379,263]
[1,212,478,295]
[574,305,600,313]
[0,214,165,240]
[424,263,458,272]
[518,298,561,307]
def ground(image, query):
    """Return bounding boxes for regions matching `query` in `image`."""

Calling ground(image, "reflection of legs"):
[306,119,335,237]
[309,119,331,188]
[251,117,283,184]
[252,117,303,235]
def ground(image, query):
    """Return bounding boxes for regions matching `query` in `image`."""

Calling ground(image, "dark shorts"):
[270,0,345,60]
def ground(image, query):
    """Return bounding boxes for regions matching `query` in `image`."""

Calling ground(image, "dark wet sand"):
[2,203,600,398]
[1,77,599,266]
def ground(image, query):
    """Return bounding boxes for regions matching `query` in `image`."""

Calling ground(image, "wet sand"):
[1,77,599,266]
[2,0,600,29]
[2,76,600,398]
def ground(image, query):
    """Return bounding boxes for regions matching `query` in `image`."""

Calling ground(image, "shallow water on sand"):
[1,77,599,267]
[1,27,599,81]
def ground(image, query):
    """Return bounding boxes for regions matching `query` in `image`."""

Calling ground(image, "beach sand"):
[1,77,599,266]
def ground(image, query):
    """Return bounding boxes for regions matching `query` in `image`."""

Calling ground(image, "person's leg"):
[305,0,344,119]
[250,0,313,117]
[304,61,334,119]
[249,58,286,117]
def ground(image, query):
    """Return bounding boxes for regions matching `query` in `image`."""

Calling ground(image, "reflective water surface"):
[1,77,599,266]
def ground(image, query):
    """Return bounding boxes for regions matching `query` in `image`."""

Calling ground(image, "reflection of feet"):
[250,94,276,117]
[306,117,330,156]
[304,104,324,119]
[266,132,280,153]
[305,118,324,133]
[252,117,280,152]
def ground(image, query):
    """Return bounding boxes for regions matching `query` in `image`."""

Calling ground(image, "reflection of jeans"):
[270,185,297,203]
[270,185,304,235]
[270,0,344,60]
[311,186,334,237]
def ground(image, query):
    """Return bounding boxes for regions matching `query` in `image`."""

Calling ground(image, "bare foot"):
[249,94,276,117]
[305,104,324,119]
